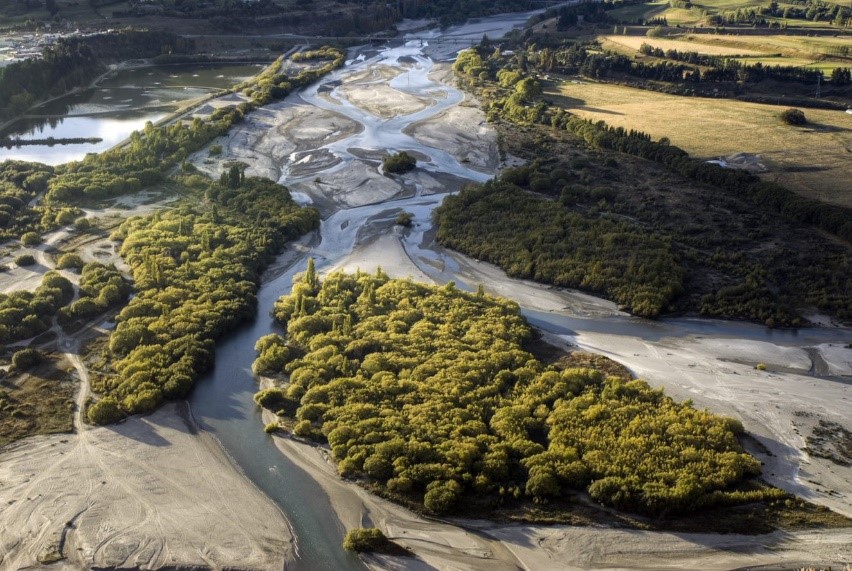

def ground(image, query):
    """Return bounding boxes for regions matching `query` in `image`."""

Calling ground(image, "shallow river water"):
[0,62,263,164]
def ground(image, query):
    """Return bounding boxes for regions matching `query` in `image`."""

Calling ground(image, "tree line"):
[638,43,848,85]
[708,0,851,27]
[517,40,830,88]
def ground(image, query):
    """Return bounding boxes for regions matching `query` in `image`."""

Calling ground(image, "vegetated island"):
[440,45,851,326]
[254,264,851,532]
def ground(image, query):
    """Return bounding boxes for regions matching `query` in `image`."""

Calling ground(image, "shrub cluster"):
[382,151,417,175]
[59,263,132,327]
[0,272,73,344]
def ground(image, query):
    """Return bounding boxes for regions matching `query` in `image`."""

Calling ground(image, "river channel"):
[178,13,852,571]
[3,7,848,568]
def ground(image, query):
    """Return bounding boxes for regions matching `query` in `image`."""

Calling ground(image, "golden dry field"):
[602,34,767,56]
[548,79,852,207]
[600,33,851,72]
[608,0,852,26]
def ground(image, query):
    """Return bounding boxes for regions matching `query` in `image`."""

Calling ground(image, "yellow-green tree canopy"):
[256,267,764,515]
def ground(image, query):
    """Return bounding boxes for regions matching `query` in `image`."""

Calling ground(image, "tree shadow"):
[577,106,625,116]
[103,402,201,447]
[106,415,172,447]
[800,121,852,134]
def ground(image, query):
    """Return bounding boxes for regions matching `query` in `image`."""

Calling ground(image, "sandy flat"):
[0,403,294,570]
[404,103,499,173]
[338,81,430,119]
[189,100,361,183]
[290,160,407,211]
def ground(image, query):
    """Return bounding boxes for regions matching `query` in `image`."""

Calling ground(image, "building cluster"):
[0,28,114,66]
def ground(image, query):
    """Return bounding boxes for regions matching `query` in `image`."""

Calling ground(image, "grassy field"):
[602,34,767,56]
[600,33,851,73]
[547,79,852,207]
[610,0,852,26]
[608,1,703,25]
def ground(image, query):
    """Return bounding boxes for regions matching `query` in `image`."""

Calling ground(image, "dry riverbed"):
[0,403,294,569]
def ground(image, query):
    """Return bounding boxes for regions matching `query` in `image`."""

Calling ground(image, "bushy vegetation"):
[255,268,771,516]
[0,161,81,242]
[382,151,417,175]
[87,176,318,424]
[11,348,44,370]
[436,179,683,317]
[13,254,36,267]
[56,253,85,270]
[240,47,345,107]
[0,271,73,344]
[780,108,807,125]
[20,231,41,246]
[342,528,396,553]
[395,211,413,227]
[58,263,132,328]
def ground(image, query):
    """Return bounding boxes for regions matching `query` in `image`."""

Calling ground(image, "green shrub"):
[56,253,85,270]
[11,348,44,370]
[343,528,392,553]
[21,232,41,246]
[424,480,464,514]
[264,422,281,434]
[87,396,125,425]
[395,211,413,227]
[14,254,36,267]
[382,151,417,174]
[55,209,79,226]
[780,108,807,125]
